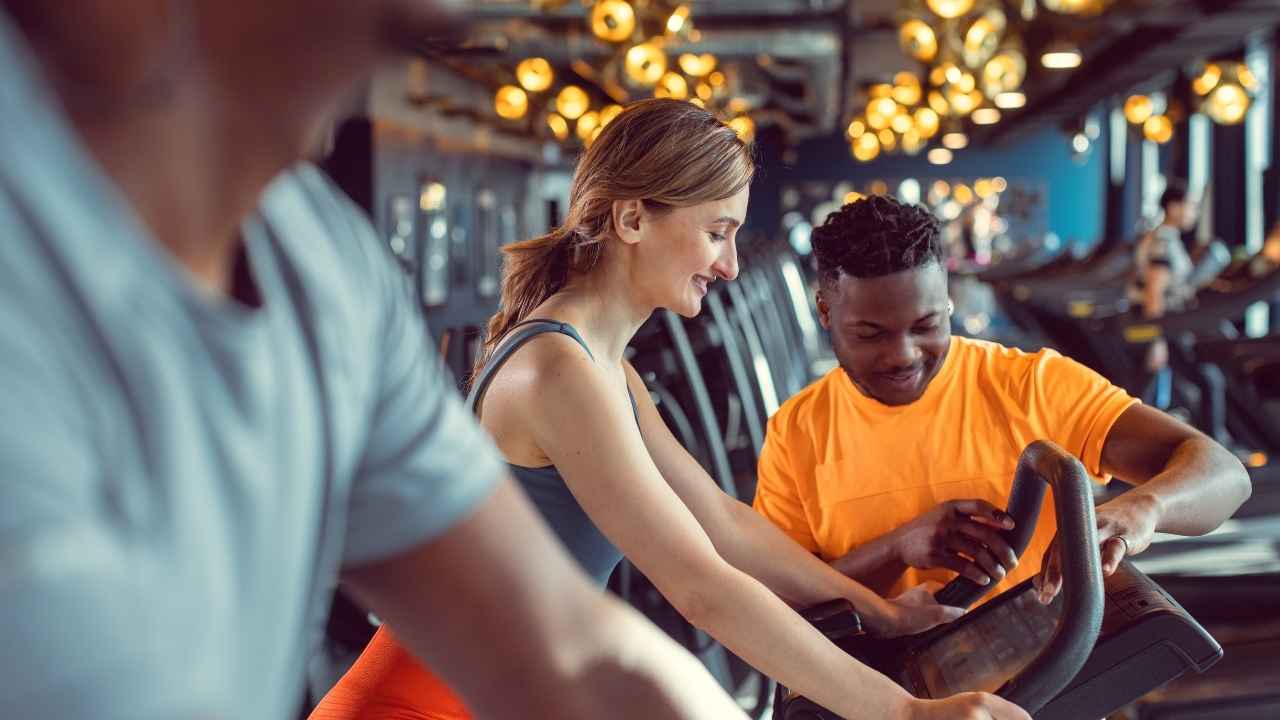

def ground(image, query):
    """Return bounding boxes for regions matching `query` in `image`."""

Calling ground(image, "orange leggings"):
[309,625,472,720]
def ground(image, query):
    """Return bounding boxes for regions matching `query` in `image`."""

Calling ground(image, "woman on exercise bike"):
[311,99,1028,720]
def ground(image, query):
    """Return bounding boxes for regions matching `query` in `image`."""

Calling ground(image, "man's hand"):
[1033,493,1160,604]
[892,499,1019,587]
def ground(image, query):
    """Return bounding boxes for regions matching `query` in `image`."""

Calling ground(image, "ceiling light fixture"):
[972,107,1002,125]
[994,91,1026,109]
[1041,42,1083,69]
[515,58,554,93]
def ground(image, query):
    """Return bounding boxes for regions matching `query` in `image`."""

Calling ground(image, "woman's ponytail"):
[470,229,574,383]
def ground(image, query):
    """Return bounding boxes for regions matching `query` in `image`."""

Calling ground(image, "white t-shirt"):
[1128,224,1194,310]
[0,12,504,718]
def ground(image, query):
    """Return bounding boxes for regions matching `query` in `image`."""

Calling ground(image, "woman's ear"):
[612,199,645,246]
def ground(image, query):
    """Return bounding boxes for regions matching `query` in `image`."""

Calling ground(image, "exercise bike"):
[775,441,1222,720]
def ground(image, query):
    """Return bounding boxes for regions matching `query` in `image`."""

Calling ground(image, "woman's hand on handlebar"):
[870,583,964,638]
[904,693,1031,720]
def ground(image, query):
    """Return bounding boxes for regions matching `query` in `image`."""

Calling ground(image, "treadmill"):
[1102,264,1280,449]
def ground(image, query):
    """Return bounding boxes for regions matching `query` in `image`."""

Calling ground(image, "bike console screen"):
[914,587,1063,697]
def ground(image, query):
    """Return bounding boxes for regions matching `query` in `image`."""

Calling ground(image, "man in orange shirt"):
[754,195,1251,607]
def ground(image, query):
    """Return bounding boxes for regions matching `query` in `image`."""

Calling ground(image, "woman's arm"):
[621,362,960,637]
[1141,258,1171,371]
[1142,265,1170,319]
[342,479,750,720]
[515,339,922,719]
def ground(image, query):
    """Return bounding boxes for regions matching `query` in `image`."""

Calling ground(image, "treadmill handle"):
[993,441,1105,716]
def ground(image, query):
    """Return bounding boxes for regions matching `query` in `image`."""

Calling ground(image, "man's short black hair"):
[1160,179,1189,211]
[812,194,944,286]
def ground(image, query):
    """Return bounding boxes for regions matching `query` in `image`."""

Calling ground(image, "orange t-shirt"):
[309,626,471,720]
[752,336,1137,604]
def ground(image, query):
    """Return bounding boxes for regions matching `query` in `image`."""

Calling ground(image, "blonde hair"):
[471,98,754,381]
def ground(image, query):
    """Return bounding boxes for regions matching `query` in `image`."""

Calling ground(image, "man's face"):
[818,262,952,406]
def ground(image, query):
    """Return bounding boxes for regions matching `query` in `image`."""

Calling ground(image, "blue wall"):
[748,123,1107,249]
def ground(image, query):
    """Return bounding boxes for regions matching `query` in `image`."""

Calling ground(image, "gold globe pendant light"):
[555,85,590,120]
[891,110,915,135]
[494,85,529,120]
[946,85,983,116]
[1205,84,1251,125]
[1192,63,1223,97]
[729,115,756,143]
[591,0,637,43]
[546,113,570,141]
[866,96,900,130]
[1143,114,1173,144]
[516,57,554,93]
[892,72,924,106]
[678,53,717,78]
[900,18,939,63]
[982,45,1026,98]
[665,4,691,34]
[599,104,625,127]
[625,41,668,87]
[961,8,1007,70]
[1193,61,1260,126]
[1123,95,1154,125]
[576,110,601,142]
[928,89,952,116]
[914,107,941,138]
[878,128,898,152]
[852,132,881,162]
[927,0,976,20]
[655,71,689,99]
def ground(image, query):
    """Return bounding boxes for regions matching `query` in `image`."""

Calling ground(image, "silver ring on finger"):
[1114,535,1130,556]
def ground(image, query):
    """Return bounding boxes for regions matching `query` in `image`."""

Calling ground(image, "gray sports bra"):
[465,319,633,585]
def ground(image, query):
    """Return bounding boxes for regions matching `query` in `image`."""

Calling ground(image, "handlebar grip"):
[932,453,1048,608]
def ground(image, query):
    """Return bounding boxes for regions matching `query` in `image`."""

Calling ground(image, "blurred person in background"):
[1128,179,1199,407]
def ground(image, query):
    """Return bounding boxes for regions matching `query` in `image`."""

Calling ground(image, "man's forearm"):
[830,531,907,596]
[1111,435,1250,536]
